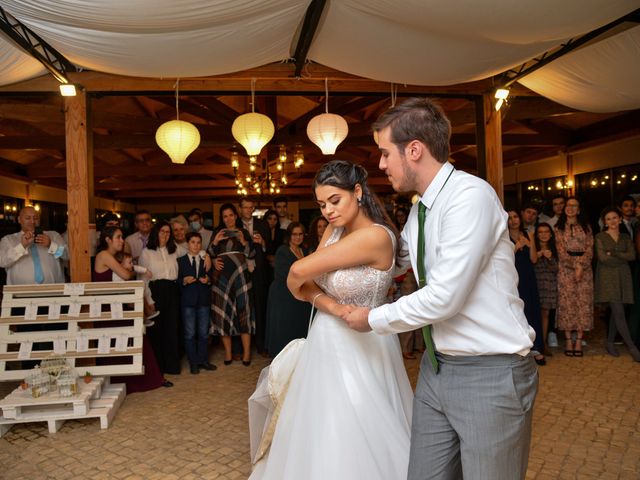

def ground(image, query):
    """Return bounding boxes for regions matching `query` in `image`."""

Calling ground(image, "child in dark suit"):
[177,232,216,374]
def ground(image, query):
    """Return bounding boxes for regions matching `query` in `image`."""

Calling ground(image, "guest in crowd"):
[188,208,213,249]
[539,195,565,228]
[265,222,312,357]
[238,197,271,356]
[532,223,559,356]
[263,208,285,269]
[178,232,217,374]
[170,215,189,256]
[209,203,255,366]
[273,196,291,229]
[594,207,640,361]
[307,216,329,253]
[555,197,594,357]
[521,203,539,234]
[139,221,182,375]
[0,206,67,285]
[93,226,170,391]
[125,210,153,262]
[508,210,545,365]
[112,251,157,326]
[618,195,638,239]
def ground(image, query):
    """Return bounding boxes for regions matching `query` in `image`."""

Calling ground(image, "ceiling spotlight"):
[59,84,77,97]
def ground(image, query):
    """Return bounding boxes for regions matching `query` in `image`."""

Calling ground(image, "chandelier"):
[155,79,201,164]
[231,145,304,196]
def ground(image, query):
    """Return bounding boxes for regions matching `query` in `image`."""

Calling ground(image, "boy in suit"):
[178,232,216,374]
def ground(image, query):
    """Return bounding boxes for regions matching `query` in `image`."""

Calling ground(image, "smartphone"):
[225,230,238,238]
[34,227,43,236]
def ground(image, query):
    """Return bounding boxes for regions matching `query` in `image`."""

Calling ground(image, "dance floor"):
[1,331,638,479]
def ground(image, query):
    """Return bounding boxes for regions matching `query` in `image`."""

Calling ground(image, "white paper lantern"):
[155,120,200,164]
[232,112,275,156]
[306,113,349,155]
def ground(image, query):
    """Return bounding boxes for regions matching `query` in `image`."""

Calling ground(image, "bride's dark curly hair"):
[312,160,401,255]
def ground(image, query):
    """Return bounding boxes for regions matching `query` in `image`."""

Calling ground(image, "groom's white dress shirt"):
[369,162,535,356]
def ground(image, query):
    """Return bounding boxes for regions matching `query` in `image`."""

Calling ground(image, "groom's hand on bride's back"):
[343,307,372,332]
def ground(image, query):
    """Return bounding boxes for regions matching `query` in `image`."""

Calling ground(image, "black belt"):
[567,251,584,257]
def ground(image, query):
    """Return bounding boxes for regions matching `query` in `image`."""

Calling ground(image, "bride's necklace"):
[290,245,303,259]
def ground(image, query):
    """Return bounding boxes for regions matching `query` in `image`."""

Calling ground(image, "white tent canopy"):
[0,0,638,112]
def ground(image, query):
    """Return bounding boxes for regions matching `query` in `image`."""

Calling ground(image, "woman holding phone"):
[209,203,255,365]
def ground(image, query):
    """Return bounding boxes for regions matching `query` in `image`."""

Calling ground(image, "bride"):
[248,160,413,479]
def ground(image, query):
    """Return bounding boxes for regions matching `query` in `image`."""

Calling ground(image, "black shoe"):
[161,380,174,387]
[534,356,546,366]
[224,359,233,365]
[200,362,217,371]
[242,360,251,367]
[190,364,199,374]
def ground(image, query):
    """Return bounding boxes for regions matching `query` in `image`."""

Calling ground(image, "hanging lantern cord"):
[174,78,180,120]
[324,77,329,114]
[251,78,256,113]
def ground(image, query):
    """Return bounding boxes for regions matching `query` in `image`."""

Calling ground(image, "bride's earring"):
[357,197,362,207]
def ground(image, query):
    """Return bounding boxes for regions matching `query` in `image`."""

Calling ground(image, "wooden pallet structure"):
[0,376,126,437]
[0,281,145,434]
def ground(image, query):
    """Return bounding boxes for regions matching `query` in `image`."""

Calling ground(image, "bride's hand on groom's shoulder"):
[343,307,372,332]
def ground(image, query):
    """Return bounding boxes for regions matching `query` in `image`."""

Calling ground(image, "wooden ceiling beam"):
[0,64,535,96]
[94,176,392,191]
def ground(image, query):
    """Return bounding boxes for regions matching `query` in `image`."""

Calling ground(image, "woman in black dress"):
[508,210,545,365]
[265,222,312,357]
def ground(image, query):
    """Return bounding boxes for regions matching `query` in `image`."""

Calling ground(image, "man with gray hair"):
[0,206,66,285]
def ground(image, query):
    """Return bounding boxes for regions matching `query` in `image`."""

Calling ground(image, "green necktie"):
[417,201,439,373]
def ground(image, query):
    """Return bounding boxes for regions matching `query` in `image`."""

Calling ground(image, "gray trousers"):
[408,353,538,480]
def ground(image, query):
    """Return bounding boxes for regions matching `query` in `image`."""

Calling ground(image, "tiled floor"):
[1,336,638,479]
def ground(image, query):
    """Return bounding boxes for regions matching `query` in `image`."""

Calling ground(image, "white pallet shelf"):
[0,377,126,437]
[0,281,145,380]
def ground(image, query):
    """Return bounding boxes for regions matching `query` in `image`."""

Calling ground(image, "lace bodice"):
[315,225,395,308]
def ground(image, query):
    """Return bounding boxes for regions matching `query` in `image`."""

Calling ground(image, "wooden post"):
[477,94,504,204]
[65,89,93,282]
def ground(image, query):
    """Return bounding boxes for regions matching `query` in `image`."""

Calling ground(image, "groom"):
[344,98,538,480]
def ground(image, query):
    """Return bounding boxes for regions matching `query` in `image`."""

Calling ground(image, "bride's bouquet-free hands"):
[343,306,372,332]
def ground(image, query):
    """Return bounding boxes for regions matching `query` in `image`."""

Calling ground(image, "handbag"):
[253,296,319,463]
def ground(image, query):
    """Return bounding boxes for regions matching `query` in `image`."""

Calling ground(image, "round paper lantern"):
[306,113,349,155]
[232,112,275,156]
[155,120,200,164]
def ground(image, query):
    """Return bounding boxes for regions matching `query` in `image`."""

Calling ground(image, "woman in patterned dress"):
[532,223,559,356]
[208,203,255,366]
[555,197,594,357]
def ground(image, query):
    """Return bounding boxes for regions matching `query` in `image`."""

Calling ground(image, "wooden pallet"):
[0,377,126,437]
[0,281,145,380]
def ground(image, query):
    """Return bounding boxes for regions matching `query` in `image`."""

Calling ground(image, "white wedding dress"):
[248,225,413,480]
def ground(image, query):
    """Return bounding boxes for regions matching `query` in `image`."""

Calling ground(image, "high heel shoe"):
[224,358,233,365]
[242,359,251,367]
[564,338,574,357]
[573,339,583,357]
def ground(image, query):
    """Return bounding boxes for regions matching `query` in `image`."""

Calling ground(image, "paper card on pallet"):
[18,341,32,359]
[89,301,101,318]
[68,303,81,317]
[25,304,37,320]
[115,333,128,352]
[111,302,123,319]
[48,303,61,320]
[76,334,89,352]
[53,338,66,355]
[97,336,110,354]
